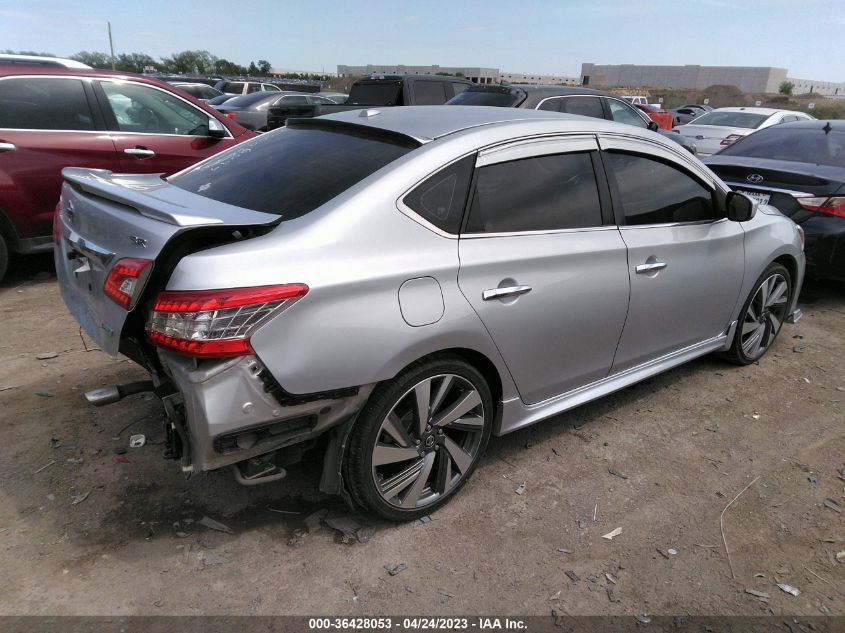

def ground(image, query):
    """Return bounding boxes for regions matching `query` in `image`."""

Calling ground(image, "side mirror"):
[647,121,659,132]
[207,117,227,139]
[726,191,757,222]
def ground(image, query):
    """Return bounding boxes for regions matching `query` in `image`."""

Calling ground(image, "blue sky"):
[2,0,843,80]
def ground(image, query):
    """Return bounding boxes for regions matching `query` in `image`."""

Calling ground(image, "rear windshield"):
[718,127,845,167]
[447,89,523,108]
[348,81,402,105]
[691,111,769,129]
[169,125,417,219]
[176,84,220,100]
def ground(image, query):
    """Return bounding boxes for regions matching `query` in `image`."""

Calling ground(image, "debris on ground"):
[420,515,432,524]
[606,573,617,584]
[608,468,628,480]
[0,385,17,392]
[745,588,771,600]
[549,590,561,601]
[776,582,801,597]
[836,550,845,562]
[823,498,842,513]
[198,516,234,534]
[667,548,678,556]
[356,526,375,544]
[808,475,818,484]
[35,392,53,398]
[657,549,670,560]
[70,491,90,505]
[515,482,526,495]
[602,527,622,540]
[551,448,560,456]
[324,512,373,544]
[565,570,579,584]
[635,615,651,625]
[267,507,299,515]
[436,589,454,598]
[129,434,146,448]
[384,562,407,576]
[32,460,56,474]
[793,346,804,353]
[114,447,127,455]
[35,352,58,360]
[303,508,328,534]
[578,519,588,529]
[557,548,573,554]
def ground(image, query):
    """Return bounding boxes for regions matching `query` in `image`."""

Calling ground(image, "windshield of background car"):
[691,111,769,129]
[221,92,278,108]
[446,89,523,107]
[169,125,418,218]
[348,81,402,105]
[718,127,845,167]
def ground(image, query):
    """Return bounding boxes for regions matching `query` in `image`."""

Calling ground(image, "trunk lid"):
[55,167,280,355]
[675,124,750,156]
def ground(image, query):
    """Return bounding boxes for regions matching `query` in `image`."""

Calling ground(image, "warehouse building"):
[500,71,579,85]
[337,64,499,84]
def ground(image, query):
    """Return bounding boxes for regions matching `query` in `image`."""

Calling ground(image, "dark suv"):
[0,64,255,281]
[446,85,697,155]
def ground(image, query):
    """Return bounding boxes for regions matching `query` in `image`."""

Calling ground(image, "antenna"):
[823,121,832,134]
[107,21,115,70]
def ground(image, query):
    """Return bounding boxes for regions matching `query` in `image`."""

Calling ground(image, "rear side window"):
[466,152,602,233]
[0,77,95,130]
[170,125,417,219]
[414,81,448,105]
[559,97,605,119]
[606,152,716,225]
[222,82,245,94]
[403,154,475,234]
[447,88,523,107]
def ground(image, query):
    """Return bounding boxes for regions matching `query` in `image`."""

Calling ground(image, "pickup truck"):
[266,74,473,130]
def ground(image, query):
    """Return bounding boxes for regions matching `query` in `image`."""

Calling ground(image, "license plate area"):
[737,189,770,206]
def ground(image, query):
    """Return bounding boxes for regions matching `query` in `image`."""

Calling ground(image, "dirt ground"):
[0,253,843,618]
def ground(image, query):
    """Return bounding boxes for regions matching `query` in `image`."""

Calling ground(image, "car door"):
[94,79,240,175]
[457,136,630,404]
[599,135,745,372]
[0,75,118,244]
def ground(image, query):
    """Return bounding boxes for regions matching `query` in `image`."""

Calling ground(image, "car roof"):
[484,84,614,98]
[320,105,638,142]
[708,106,789,115]
[0,54,92,69]
[758,119,842,131]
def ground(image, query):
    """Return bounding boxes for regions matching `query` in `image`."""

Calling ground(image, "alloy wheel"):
[740,273,789,359]
[370,373,486,509]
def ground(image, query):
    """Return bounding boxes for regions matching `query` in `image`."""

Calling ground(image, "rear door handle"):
[124,148,156,158]
[0,142,16,152]
[482,285,532,301]
[636,261,668,274]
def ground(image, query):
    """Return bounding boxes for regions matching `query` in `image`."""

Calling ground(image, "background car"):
[206,93,238,106]
[212,91,330,131]
[674,107,815,156]
[0,53,92,69]
[634,103,674,130]
[169,82,224,102]
[0,63,255,281]
[670,104,712,126]
[54,107,803,520]
[214,79,282,95]
[446,84,697,154]
[705,120,845,281]
[317,91,349,103]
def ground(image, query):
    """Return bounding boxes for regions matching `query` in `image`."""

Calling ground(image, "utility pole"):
[107,21,115,69]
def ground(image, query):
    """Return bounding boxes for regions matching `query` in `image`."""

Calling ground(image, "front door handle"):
[124,147,156,158]
[482,285,532,301]
[636,261,668,274]
[0,142,17,152]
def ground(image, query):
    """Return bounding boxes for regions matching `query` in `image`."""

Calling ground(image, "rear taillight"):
[145,284,308,358]
[226,112,237,119]
[720,134,743,146]
[52,202,62,245]
[796,196,845,219]
[104,258,153,309]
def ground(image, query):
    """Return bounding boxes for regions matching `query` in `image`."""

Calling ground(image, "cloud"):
[0,9,36,19]
[461,25,494,32]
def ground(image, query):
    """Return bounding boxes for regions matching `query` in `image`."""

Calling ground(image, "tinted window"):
[537,98,562,112]
[691,111,768,129]
[466,152,602,233]
[608,99,647,128]
[262,84,281,91]
[177,85,220,100]
[0,77,94,130]
[170,125,417,219]
[414,81,448,105]
[246,83,261,94]
[559,97,604,119]
[222,82,245,94]
[280,95,309,105]
[451,82,469,96]
[447,88,522,107]
[348,82,402,105]
[606,152,716,225]
[403,154,475,234]
[101,81,208,135]
[718,127,845,168]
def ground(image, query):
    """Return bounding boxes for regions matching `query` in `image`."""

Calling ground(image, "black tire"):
[343,355,493,521]
[0,234,8,284]
[725,262,792,365]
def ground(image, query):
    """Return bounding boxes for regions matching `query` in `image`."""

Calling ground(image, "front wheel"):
[726,262,792,365]
[343,356,493,521]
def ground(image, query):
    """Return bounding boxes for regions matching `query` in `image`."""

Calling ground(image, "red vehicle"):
[634,103,674,130]
[0,63,255,280]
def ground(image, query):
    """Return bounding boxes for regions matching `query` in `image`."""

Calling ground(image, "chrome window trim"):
[722,182,812,198]
[618,217,730,230]
[477,134,598,166]
[462,225,618,239]
[0,74,234,139]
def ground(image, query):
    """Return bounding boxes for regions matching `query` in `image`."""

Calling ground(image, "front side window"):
[606,152,716,225]
[558,96,604,120]
[608,99,647,128]
[170,124,417,219]
[0,77,95,130]
[403,154,475,234]
[100,81,209,135]
[465,152,602,233]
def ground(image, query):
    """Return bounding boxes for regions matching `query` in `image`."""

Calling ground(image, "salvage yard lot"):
[0,255,843,616]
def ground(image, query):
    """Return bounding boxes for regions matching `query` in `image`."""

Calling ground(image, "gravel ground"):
[0,253,843,617]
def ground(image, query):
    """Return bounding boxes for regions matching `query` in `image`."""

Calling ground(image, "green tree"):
[71,51,113,69]
[247,61,259,76]
[257,59,272,74]
[160,50,218,74]
[115,53,158,73]
[2,49,56,56]
[214,58,247,75]
[779,81,794,96]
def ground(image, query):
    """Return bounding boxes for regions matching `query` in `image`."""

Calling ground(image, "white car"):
[674,107,815,157]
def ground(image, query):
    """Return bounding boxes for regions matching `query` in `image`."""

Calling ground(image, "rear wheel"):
[726,263,791,365]
[343,356,493,521]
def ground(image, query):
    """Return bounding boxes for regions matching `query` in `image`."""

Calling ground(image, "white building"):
[337,64,499,84]
[500,72,579,85]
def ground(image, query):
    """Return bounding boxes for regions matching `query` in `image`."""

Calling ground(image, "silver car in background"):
[54,107,805,520]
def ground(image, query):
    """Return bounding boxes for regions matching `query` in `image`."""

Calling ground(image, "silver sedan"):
[55,106,805,520]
